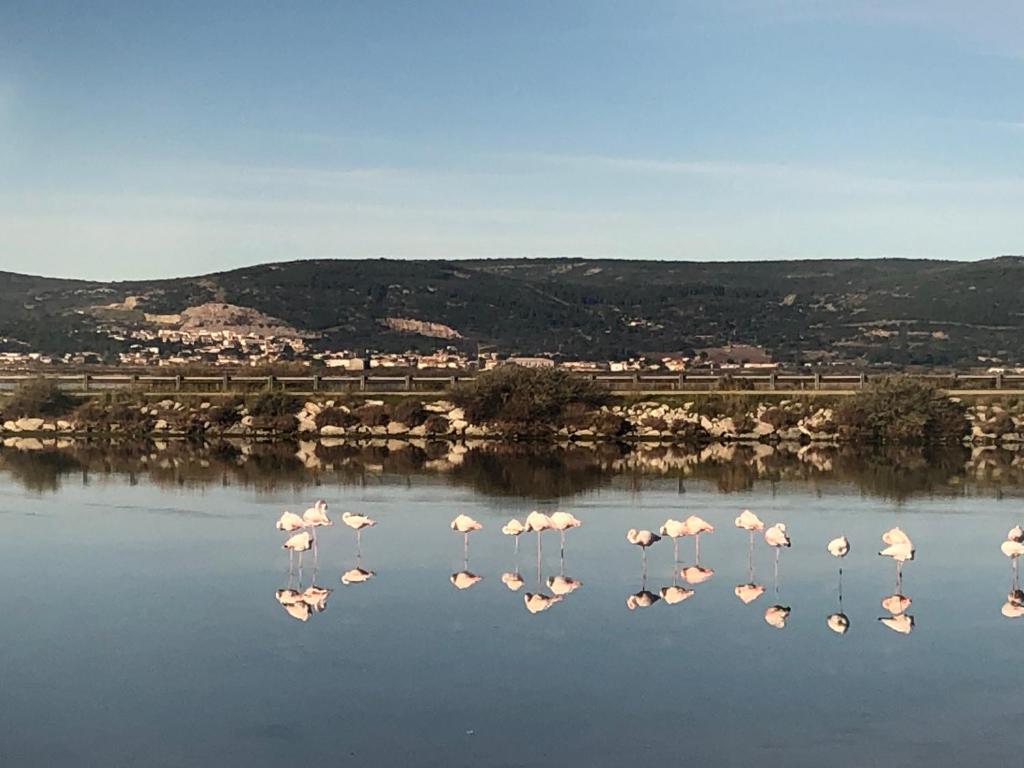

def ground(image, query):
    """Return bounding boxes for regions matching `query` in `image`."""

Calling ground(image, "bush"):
[315,407,360,429]
[249,392,301,419]
[391,399,427,426]
[454,366,609,428]
[423,414,450,434]
[355,404,390,427]
[2,379,75,419]
[207,396,245,429]
[760,406,800,430]
[834,376,967,445]
[591,411,628,437]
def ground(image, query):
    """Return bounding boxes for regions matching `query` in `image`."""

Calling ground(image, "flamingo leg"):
[463,532,469,560]
[673,538,679,563]
[514,536,519,555]
[773,547,780,593]
[695,534,701,562]
[560,530,566,563]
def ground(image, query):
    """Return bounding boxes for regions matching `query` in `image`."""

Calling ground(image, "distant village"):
[0,321,1019,375]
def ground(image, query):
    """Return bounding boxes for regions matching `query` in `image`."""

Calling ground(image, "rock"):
[408,424,427,436]
[56,420,73,431]
[752,421,776,437]
[240,415,254,428]
[304,401,323,416]
[297,419,317,433]
[2,421,15,431]
[386,421,409,435]
[449,419,468,431]
[364,399,385,407]
[154,419,169,430]
[425,400,455,413]
[14,417,45,432]
[447,407,466,421]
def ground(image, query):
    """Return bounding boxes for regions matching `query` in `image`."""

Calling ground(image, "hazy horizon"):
[2,1,1022,280]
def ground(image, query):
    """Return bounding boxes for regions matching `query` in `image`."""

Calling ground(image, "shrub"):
[207,396,245,429]
[591,411,628,437]
[315,407,359,429]
[423,414,450,434]
[760,406,800,430]
[355,404,390,427]
[641,416,669,432]
[2,379,75,419]
[454,366,609,428]
[834,376,967,445]
[249,392,301,419]
[391,399,427,426]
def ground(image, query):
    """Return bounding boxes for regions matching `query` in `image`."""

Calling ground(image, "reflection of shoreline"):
[2,437,1022,500]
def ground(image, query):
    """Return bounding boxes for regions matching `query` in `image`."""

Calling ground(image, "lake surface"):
[0,441,1022,767]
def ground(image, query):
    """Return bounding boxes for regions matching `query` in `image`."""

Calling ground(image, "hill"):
[2,256,1024,365]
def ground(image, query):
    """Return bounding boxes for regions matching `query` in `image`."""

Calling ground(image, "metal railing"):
[0,371,1021,396]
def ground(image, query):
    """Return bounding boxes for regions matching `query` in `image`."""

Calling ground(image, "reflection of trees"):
[0,448,82,492]
[447,443,625,499]
[0,438,1014,500]
[831,445,969,501]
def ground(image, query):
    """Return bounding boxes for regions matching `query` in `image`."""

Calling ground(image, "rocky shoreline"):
[2,395,1022,446]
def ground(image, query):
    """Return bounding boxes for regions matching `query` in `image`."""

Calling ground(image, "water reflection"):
[10,438,1024,502]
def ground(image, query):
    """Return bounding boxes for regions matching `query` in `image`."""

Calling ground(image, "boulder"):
[447,407,466,421]
[449,419,468,431]
[386,421,409,435]
[14,417,45,432]
[425,400,456,413]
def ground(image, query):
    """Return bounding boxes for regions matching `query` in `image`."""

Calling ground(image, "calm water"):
[0,443,1022,767]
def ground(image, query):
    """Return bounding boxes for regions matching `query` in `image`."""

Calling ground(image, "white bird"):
[683,515,714,559]
[341,567,375,585]
[765,523,791,548]
[734,582,766,604]
[275,511,305,532]
[881,527,912,547]
[301,585,332,612]
[303,500,333,529]
[451,514,482,556]
[626,590,661,610]
[282,531,313,552]
[660,518,689,562]
[1001,540,1024,558]
[524,592,562,614]
[450,570,483,590]
[881,594,912,615]
[827,612,850,635]
[524,511,553,558]
[827,536,850,558]
[764,604,791,629]
[1008,525,1024,543]
[879,527,915,586]
[547,574,583,596]
[501,571,525,592]
[879,614,914,634]
[626,529,662,572]
[501,518,526,552]
[342,512,377,548]
[680,564,715,584]
[735,509,765,532]
[549,511,582,557]
[660,585,695,605]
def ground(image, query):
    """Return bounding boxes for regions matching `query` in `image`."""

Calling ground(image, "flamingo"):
[626,589,661,610]
[282,531,313,554]
[827,535,850,558]
[764,604,791,629]
[501,518,526,553]
[341,566,375,585]
[735,509,764,563]
[765,523,790,591]
[450,514,482,558]
[734,582,766,604]
[881,594,912,615]
[524,592,562,614]
[275,511,305,532]
[302,500,332,565]
[1007,525,1024,543]
[879,614,914,634]
[549,511,582,559]
[680,564,714,584]
[450,570,483,590]
[301,585,332,613]
[827,612,850,635]
[660,518,689,562]
[683,515,714,560]
[626,529,661,575]
[342,512,377,549]
[547,574,583,597]
[524,511,553,562]
[1001,539,1024,559]
[501,571,525,592]
[660,585,695,605]
[879,527,915,587]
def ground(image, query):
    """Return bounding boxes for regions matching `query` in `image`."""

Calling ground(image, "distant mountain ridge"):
[2,256,1024,365]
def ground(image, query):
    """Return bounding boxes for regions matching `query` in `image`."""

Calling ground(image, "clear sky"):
[1,0,1022,280]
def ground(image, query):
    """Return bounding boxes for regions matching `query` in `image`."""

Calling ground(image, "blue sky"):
[1,0,1022,279]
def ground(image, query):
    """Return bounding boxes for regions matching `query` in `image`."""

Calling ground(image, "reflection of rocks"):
[3,437,1024,500]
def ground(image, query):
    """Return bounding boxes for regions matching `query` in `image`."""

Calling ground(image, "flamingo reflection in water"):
[826,535,850,634]
[1001,527,1024,618]
[450,514,483,591]
[524,592,563,614]
[764,604,790,629]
